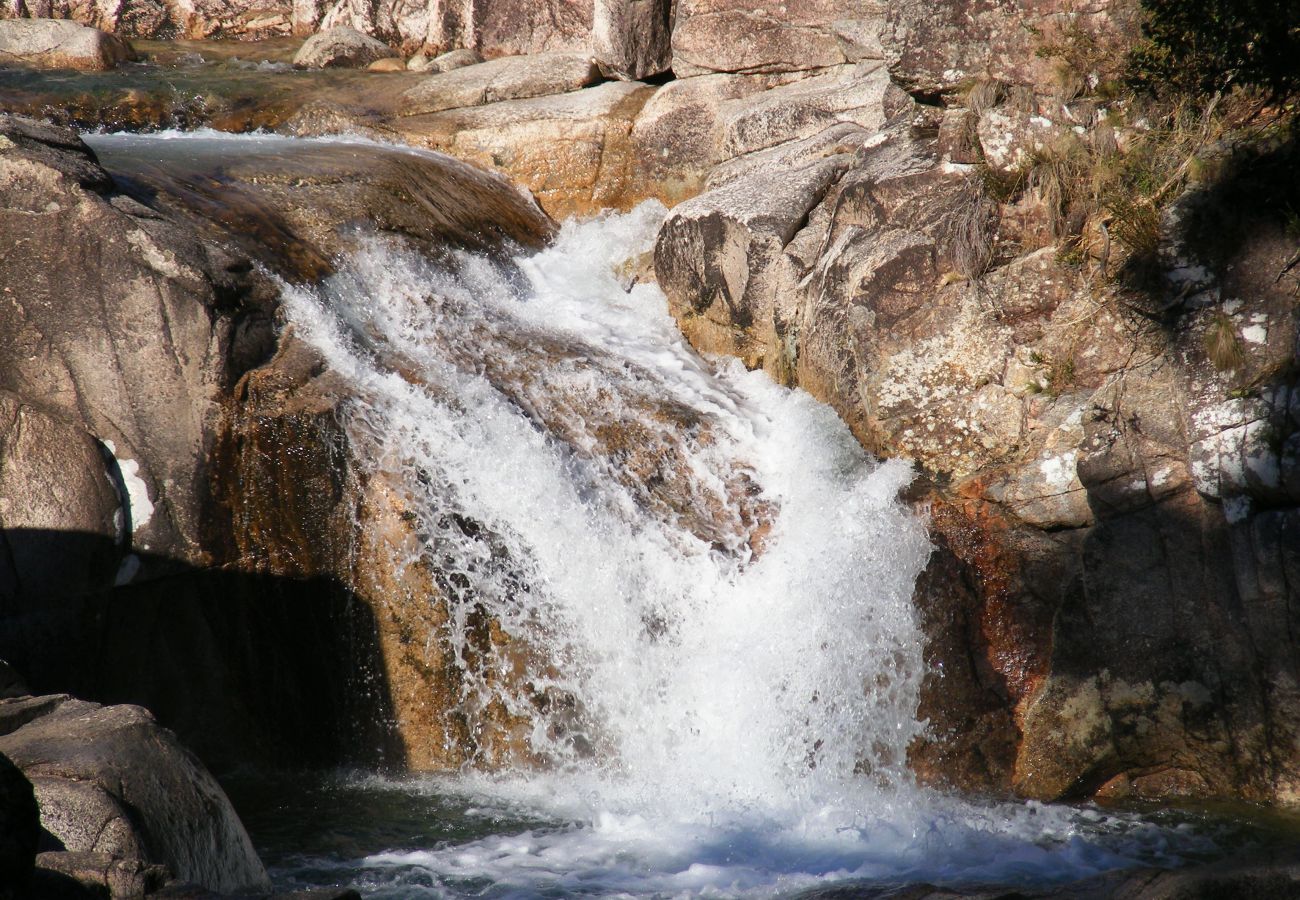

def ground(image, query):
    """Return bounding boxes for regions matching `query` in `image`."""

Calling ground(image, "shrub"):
[1128,0,1300,101]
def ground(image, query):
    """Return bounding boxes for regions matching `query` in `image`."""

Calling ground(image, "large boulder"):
[0,694,268,893]
[592,0,671,80]
[293,24,398,68]
[400,52,602,115]
[0,18,133,70]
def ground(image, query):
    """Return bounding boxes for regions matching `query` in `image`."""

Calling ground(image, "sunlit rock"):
[399,52,601,116]
[0,19,133,70]
[293,24,397,68]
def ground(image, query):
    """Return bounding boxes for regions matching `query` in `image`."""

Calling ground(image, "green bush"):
[1128,0,1300,100]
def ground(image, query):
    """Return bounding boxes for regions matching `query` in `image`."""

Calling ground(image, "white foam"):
[266,202,1214,896]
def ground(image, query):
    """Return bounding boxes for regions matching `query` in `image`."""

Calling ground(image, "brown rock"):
[0,752,37,900]
[164,0,294,39]
[367,55,407,71]
[397,80,655,218]
[407,47,483,73]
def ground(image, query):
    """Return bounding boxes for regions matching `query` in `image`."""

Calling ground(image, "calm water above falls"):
[94,133,1232,897]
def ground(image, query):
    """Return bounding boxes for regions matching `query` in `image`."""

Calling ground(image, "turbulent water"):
[96,133,1227,897]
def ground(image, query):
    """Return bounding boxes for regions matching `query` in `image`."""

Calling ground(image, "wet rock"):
[293,24,397,69]
[0,695,269,893]
[0,19,134,70]
[671,0,884,78]
[0,115,279,577]
[400,52,601,116]
[0,751,38,900]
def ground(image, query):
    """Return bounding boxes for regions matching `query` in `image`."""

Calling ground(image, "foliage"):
[1128,0,1300,101]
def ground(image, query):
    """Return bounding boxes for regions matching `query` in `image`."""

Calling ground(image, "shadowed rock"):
[0,695,269,893]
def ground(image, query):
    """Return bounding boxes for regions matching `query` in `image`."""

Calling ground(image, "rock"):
[626,70,808,204]
[0,115,278,580]
[462,0,594,57]
[34,850,169,898]
[0,751,38,900]
[397,80,654,218]
[366,55,406,72]
[0,695,269,893]
[408,47,483,74]
[977,105,1071,174]
[714,62,904,159]
[163,0,294,39]
[293,25,397,69]
[881,0,1132,95]
[671,0,885,78]
[0,393,124,601]
[400,52,602,116]
[592,0,671,80]
[0,19,133,70]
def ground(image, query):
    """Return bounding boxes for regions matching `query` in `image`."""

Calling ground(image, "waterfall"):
[275,199,1203,896]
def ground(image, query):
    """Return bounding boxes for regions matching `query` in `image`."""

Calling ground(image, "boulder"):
[0,19,133,70]
[0,115,278,580]
[400,52,602,116]
[293,25,397,69]
[671,0,885,77]
[592,0,671,80]
[408,47,483,73]
[0,695,269,893]
[0,751,37,900]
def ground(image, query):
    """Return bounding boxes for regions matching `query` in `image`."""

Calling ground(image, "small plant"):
[1204,310,1244,371]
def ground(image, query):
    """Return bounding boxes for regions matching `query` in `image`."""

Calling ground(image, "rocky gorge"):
[1,0,1299,897]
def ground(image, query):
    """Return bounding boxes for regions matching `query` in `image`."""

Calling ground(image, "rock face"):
[0,18,133,69]
[0,693,268,893]
[0,114,555,778]
[671,0,885,77]
[651,57,1300,807]
[294,24,398,68]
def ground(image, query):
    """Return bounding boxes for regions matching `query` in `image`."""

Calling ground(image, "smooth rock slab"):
[293,25,397,69]
[0,18,134,70]
[400,52,601,116]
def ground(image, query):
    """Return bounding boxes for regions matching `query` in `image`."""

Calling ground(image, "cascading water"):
[265,192,1215,897]
[80,130,1235,897]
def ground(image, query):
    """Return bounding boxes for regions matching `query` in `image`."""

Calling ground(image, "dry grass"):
[949,180,1001,279]
[1204,310,1244,371]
